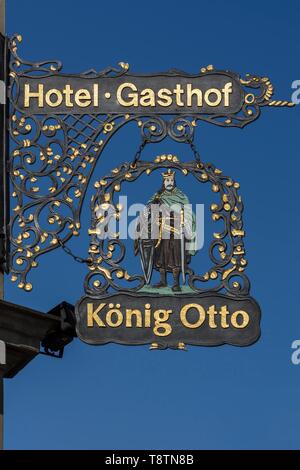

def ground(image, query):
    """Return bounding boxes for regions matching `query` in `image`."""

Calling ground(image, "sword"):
[180,206,186,284]
[139,239,154,285]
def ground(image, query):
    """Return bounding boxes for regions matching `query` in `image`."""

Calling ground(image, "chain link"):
[57,237,92,265]
[131,136,201,166]
[132,139,147,166]
[186,138,201,164]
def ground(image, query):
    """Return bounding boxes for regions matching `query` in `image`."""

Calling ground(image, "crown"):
[162,169,176,179]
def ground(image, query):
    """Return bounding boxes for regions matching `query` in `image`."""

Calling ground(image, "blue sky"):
[4,0,300,449]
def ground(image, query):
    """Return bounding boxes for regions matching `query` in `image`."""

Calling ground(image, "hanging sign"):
[76,292,260,349]
[4,34,294,349]
[74,157,261,350]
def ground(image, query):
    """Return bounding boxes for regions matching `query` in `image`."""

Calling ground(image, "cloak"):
[147,187,197,256]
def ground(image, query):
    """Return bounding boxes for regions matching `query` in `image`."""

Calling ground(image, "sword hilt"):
[180,206,184,226]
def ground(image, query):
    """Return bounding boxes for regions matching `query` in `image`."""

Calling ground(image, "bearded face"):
[164,176,175,191]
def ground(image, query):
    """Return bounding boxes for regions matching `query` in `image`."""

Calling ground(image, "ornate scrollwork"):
[86,156,249,298]
[139,117,167,142]
[168,117,196,142]
[7,36,293,290]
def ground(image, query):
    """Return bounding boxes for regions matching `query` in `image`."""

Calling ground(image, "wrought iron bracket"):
[40,301,76,358]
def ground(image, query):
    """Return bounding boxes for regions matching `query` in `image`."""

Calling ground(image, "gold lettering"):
[23,81,233,111]
[222,82,232,107]
[219,305,230,328]
[231,310,250,328]
[106,305,123,327]
[180,303,205,328]
[75,89,92,107]
[140,88,155,107]
[173,84,184,106]
[157,88,173,107]
[93,83,99,107]
[207,305,218,328]
[24,83,44,108]
[144,303,151,327]
[204,88,222,107]
[45,88,63,107]
[186,83,203,107]
[62,84,74,107]
[153,309,172,336]
[117,82,138,106]
[125,309,142,327]
[87,302,106,327]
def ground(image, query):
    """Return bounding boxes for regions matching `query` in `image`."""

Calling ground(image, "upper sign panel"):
[17,72,243,115]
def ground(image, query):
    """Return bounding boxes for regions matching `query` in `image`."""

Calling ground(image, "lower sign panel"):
[75,293,261,349]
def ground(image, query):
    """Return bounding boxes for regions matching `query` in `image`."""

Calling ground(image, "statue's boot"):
[172,268,182,292]
[152,269,167,288]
